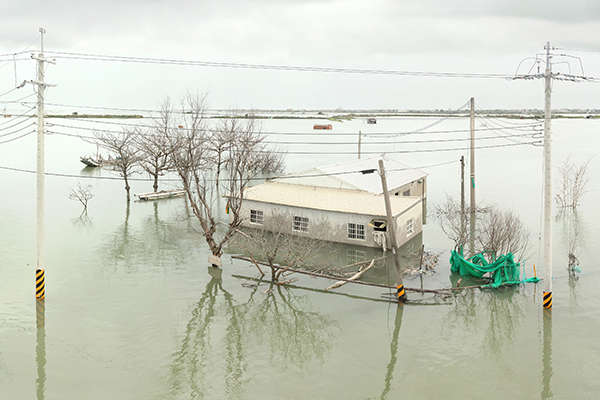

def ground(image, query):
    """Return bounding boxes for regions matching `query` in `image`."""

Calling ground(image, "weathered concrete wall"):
[235,198,423,249]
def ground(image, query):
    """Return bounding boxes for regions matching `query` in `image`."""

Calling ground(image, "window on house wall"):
[407,218,414,235]
[369,219,387,232]
[403,189,410,196]
[347,223,366,240]
[250,209,263,225]
[293,216,309,232]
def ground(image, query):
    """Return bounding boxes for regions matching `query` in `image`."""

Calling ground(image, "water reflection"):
[542,310,553,399]
[168,267,339,399]
[36,299,46,400]
[71,212,93,230]
[101,202,190,271]
[556,209,585,274]
[380,304,404,400]
[444,287,525,355]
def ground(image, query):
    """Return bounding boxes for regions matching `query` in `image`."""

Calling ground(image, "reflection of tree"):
[101,202,190,271]
[556,209,584,274]
[443,288,525,355]
[71,212,93,230]
[247,283,337,368]
[167,270,338,399]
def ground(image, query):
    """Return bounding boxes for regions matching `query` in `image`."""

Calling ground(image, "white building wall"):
[237,198,423,249]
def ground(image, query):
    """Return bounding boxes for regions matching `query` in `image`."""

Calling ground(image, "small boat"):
[367,118,377,124]
[80,157,101,167]
[135,189,186,201]
[313,124,333,130]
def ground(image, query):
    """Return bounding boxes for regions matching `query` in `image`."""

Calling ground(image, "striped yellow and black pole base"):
[397,284,407,303]
[543,291,552,309]
[36,269,45,300]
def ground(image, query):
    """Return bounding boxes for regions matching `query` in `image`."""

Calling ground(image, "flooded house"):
[234,156,428,249]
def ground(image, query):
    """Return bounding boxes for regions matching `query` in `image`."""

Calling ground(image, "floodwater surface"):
[1,115,600,399]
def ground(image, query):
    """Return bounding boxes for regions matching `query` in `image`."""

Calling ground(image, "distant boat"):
[80,157,101,167]
[314,124,333,130]
[80,155,121,167]
[367,118,377,124]
[135,189,186,201]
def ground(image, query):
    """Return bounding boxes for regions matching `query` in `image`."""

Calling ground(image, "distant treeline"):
[46,114,144,119]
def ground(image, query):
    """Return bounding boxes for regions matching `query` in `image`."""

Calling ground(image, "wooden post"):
[378,159,406,302]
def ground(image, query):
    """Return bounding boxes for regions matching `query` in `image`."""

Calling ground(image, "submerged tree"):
[555,155,592,209]
[434,196,531,262]
[163,93,286,267]
[68,182,94,212]
[232,212,332,281]
[92,127,142,201]
[135,97,175,193]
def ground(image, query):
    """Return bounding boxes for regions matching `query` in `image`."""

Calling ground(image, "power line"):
[0,159,458,183]
[45,51,513,79]
[45,127,535,146]
[0,117,35,133]
[0,130,34,144]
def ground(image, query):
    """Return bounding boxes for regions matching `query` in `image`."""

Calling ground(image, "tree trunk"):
[153,173,159,193]
[124,175,131,202]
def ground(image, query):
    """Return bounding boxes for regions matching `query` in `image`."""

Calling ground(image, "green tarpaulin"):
[450,248,539,288]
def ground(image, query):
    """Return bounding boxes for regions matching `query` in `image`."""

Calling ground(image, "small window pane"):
[293,216,309,232]
[250,209,263,225]
[348,222,365,240]
[407,218,414,235]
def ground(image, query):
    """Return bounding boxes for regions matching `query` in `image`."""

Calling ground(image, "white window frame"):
[250,209,263,225]
[293,216,309,232]
[406,218,414,236]
[347,222,366,240]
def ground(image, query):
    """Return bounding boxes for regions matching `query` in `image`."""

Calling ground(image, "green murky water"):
[1,116,600,399]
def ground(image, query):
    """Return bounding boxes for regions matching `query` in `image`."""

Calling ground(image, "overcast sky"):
[2,0,600,112]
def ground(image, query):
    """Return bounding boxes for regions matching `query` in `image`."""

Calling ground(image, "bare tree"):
[434,196,531,262]
[164,92,286,267]
[433,195,472,253]
[475,206,531,263]
[92,127,142,201]
[68,182,94,212]
[135,97,175,192]
[232,212,332,281]
[555,155,592,208]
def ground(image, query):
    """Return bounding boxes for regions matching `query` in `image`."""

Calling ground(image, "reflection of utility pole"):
[542,309,553,399]
[469,97,475,256]
[36,299,46,400]
[27,28,55,300]
[380,304,404,399]
[378,159,406,302]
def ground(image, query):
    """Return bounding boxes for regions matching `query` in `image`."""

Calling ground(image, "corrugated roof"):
[271,155,427,194]
[244,181,421,217]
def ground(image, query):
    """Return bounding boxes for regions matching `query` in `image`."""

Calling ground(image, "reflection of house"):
[235,156,428,249]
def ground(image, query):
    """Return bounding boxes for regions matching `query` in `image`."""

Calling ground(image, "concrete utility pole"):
[469,97,476,256]
[543,43,553,309]
[28,28,55,300]
[460,155,465,243]
[378,159,406,302]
